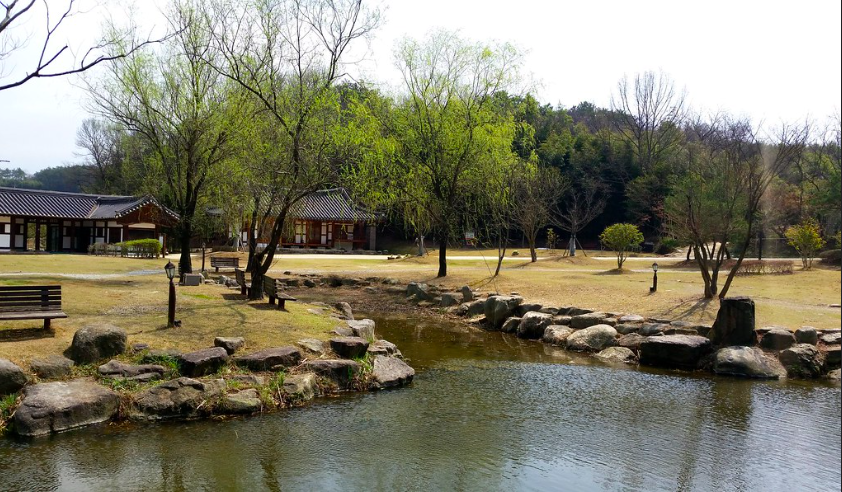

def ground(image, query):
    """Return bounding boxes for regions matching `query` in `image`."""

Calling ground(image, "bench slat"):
[0,302,63,309]
[0,286,61,292]
[0,311,67,320]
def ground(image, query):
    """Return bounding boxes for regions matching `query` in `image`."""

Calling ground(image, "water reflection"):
[0,315,839,491]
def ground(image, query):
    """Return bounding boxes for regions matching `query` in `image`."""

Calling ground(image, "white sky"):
[1,0,840,174]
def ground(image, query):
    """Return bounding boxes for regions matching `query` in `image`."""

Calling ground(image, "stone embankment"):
[0,303,413,437]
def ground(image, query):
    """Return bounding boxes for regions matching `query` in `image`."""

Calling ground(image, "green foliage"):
[786,219,825,269]
[0,393,19,434]
[546,228,558,250]
[89,239,162,258]
[600,223,644,269]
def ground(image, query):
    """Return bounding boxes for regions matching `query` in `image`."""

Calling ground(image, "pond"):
[1,315,839,491]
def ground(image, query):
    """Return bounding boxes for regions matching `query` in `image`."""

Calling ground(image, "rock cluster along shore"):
[0,308,413,437]
[403,282,840,381]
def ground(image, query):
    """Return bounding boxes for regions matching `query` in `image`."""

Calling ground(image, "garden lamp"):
[165,261,176,327]
[650,262,659,293]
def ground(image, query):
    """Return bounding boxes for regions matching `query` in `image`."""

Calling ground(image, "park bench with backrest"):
[235,268,252,296]
[263,275,297,310]
[0,285,68,330]
[210,257,240,272]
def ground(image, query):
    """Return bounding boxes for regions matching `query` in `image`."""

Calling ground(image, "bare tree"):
[75,118,129,194]
[0,0,170,91]
[551,180,606,257]
[511,165,568,262]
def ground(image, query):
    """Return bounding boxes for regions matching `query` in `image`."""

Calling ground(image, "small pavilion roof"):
[290,188,378,222]
[0,187,179,221]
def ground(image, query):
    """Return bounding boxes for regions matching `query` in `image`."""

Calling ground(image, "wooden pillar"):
[9,215,15,250]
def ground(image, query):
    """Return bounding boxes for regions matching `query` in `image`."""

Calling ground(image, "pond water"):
[1,315,840,491]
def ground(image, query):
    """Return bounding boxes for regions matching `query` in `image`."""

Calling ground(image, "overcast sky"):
[1,0,840,174]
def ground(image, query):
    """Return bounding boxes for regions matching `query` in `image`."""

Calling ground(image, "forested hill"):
[0,165,97,193]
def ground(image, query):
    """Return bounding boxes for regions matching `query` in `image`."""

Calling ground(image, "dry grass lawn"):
[1,251,839,365]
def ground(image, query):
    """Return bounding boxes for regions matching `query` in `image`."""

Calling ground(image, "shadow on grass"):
[659,297,716,321]
[0,327,54,342]
[593,268,634,276]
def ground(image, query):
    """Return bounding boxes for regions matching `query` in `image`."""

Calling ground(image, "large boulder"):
[616,323,642,335]
[713,346,787,379]
[821,332,842,345]
[709,297,756,346]
[460,286,474,302]
[97,360,165,382]
[69,324,127,364]
[566,325,618,352]
[300,360,361,390]
[179,347,229,377]
[500,317,522,334]
[334,302,354,320]
[595,347,637,364]
[639,323,669,336]
[779,344,824,378]
[297,338,326,354]
[282,373,318,401]
[0,358,28,395]
[234,347,302,371]
[347,319,376,339]
[129,377,225,420]
[214,337,245,355]
[367,340,401,357]
[516,312,555,339]
[30,355,74,380]
[570,312,608,329]
[440,293,460,307]
[618,333,647,351]
[218,388,262,414]
[619,314,645,323]
[542,326,575,346]
[462,300,486,317]
[369,355,415,390]
[329,337,370,359]
[406,283,434,301]
[639,335,712,369]
[759,328,796,350]
[825,346,841,368]
[517,303,543,317]
[484,296,524,330]
[794,327,818,345]
[14,380,119,436]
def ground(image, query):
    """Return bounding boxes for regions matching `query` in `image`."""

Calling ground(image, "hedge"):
[88,239,162,258]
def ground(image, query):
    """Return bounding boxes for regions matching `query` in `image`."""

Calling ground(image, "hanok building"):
[0,187,179,252]
[244,188,380,251]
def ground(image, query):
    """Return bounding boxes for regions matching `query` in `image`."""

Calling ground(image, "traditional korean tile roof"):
[0,187,179,220]
[291,188,378,222]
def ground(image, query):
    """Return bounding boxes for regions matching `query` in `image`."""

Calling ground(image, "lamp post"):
[201,241,206,273]
[650,262,659,293]
[165,261,176,328]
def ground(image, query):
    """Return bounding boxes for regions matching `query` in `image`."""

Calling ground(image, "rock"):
[827,369,841,381]
[709,296,756,346]
[821,333,842,345]
[595,347,637,363]
[500,317,522,334]
[665,326,700,336]
[367,340,401,357]
[779,344,824,378]
[69,323,127,364]
[369,355,415,389]
[619,314,645,323]
[334,302,354,320]
[30,355,74,380]
[303,278,317,288]
[566,307,594,316]
[440,293,460,307]
[340,278,363,287]
[406,282,434,301]
[300,360,361,389]
[98,360,165,381]
[616,323,642,335]
[363,286,378,294]
[538,307,559,315]
[551,315,572,326]
[639,323,669,336]
[460,286,474,302]
[484,296,524,330]
[282,373,317,401]
[179,348,229,377]
[713,346,787,379]
[542,325,575,346]
[516,312,555,339]
[516,303,543,316]
[227,374,264,386]
[639,335,713,369]
[218,388,262,414]
[566,325,618,352]
[794,326,818,345]
[329,337,370,359]
[570,312,608,329]
[695,325,713,337]
[333,326,354,337]
[824,346,841,368]
[14,380,119,436]
[131,343,150,353]
[0,358,27,395]
[130,377,225,420]
[235,347,302,371]
[347,319,376,339]
[618,333,647,351]
[462,300,486,317]
[297,338,326,354]
[214,337,245,355]
[760,328,796,350]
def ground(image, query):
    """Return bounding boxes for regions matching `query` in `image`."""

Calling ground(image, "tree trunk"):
[249,266,265,300]
[494,229,509,277]
[438,239,447,277]
[569,233,577,257]
[528,233,537,262]
[719,225,755,299]
[178,225,192,277]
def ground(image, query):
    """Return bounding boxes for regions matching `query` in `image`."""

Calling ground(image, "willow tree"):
[355,31,521,277]
[87,2,233,275]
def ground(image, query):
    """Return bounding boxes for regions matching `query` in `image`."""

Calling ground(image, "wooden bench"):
[263,276,297,310]
[235,268,252,296]
[0,285,68,330]
[211,257,240,272]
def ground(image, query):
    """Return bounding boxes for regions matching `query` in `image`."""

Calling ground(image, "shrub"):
[726,260,793,275]
[656,237,680,255]
[600,223,644,270]
[785,220,825,269]
[119,239,162,258]
[820,249,841,266]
